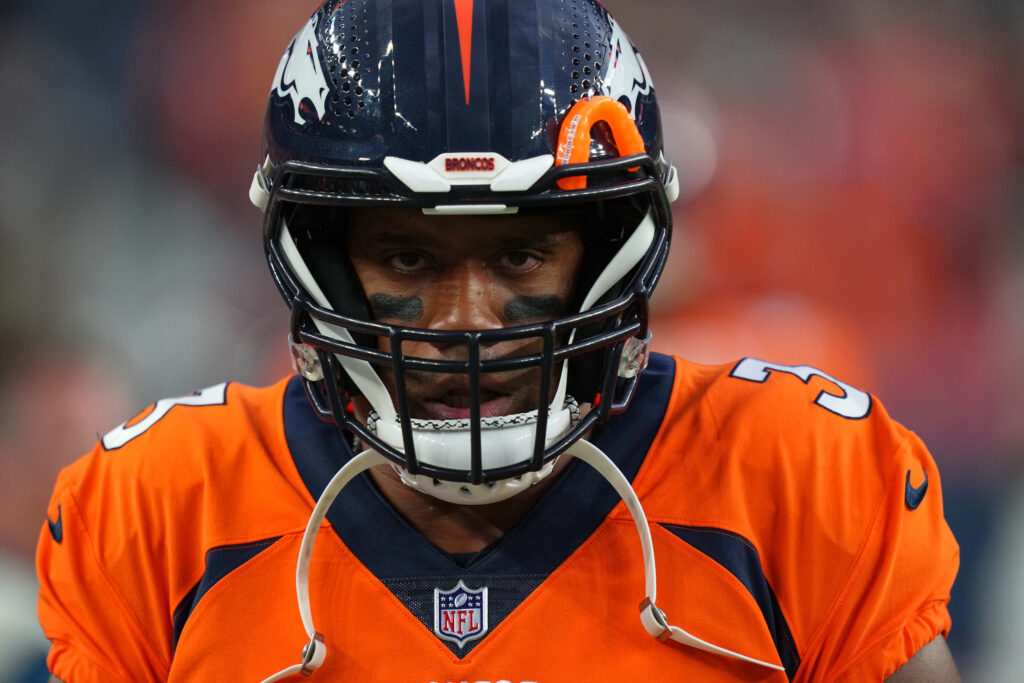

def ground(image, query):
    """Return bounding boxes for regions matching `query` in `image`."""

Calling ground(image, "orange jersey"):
[37,353,958,682]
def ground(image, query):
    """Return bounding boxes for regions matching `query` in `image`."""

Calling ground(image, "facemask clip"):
[290,337,325,381]
[619,332,652,379]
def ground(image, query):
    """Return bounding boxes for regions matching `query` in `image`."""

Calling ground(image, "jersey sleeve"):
[683,358,960,681]
[36,451,171,683]
[36,379,298,682]
[797,425,959,681]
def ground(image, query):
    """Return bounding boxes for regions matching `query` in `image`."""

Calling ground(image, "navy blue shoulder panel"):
[661,524,800,680]
[172,537,282,651]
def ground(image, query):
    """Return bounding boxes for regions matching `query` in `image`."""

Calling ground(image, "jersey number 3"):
[730,359,871,419]
[101,383,228,450]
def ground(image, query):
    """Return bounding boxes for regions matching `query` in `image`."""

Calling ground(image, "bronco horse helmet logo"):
[600,17,654,117]
[272,11,330,125]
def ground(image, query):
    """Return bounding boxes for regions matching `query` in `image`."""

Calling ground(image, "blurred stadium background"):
[1,1,1021,680]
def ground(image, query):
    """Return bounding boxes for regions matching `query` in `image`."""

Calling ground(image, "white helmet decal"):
[272,13,330,125]
[600,18,654,117]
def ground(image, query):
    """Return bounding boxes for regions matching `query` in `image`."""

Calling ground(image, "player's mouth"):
[419,385,518,421]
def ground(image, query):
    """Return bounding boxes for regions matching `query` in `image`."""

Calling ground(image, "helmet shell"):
[263,0,664,176]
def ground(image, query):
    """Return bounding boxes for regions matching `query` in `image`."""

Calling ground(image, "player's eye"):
[388,252,428,272]
[496,251,540,272]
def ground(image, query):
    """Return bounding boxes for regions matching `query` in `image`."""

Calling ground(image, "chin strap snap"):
[567,439,785,672]
[300,632,326,675]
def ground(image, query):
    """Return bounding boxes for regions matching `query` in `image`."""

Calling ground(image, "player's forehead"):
[348,206,585,249]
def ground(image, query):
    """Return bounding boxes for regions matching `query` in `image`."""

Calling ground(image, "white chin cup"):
[368,398,580,505]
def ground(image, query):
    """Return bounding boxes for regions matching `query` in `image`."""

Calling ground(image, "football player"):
[38,0,959,680]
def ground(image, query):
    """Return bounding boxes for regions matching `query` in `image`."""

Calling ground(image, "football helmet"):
[251,0,679,504]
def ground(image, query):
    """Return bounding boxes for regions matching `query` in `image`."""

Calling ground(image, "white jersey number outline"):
[730,358,871,420]
[101,383,228,450]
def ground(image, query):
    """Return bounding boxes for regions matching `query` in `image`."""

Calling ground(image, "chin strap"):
[260,449,387,683]
[263,441,782,681]
[566,439,785,672]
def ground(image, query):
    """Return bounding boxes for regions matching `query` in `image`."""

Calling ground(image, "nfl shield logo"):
[434,580,488,647]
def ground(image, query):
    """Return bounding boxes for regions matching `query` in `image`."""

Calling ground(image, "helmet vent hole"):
[322,0,374,123]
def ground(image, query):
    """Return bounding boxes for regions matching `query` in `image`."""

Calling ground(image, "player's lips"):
[416,378,520,420]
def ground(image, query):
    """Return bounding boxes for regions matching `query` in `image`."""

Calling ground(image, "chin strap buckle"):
[300,632,326,676]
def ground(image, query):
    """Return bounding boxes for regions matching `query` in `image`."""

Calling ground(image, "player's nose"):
[426,263,505,333]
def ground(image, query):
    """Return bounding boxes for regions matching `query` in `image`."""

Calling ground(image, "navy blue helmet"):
[251,0,678,503]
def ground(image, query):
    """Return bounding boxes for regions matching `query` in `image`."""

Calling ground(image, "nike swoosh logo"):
[48,504,63,543]
[904,469,928,510]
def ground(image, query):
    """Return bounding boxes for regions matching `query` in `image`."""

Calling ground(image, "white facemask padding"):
[371,405,575,472]
[369,397,581,505]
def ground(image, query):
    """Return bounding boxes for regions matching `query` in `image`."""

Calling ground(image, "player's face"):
[347,207,585,421]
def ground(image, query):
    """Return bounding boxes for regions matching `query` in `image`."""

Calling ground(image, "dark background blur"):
[1,1,1021,680]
